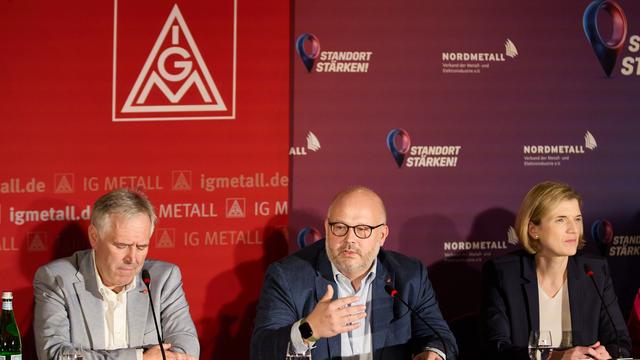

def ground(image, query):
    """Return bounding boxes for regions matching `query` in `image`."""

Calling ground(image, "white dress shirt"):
[92,251,144,360]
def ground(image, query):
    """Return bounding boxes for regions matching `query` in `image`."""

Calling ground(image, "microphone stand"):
[142,270,167,360]
[584,264,632,360]
[385,284,448,359]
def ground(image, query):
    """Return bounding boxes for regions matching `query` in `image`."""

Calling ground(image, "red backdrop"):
[0,1,290,358]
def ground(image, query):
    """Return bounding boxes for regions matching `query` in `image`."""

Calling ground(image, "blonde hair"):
[515,181,584,254]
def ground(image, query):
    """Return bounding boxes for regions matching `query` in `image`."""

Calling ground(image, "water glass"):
[286,341,312,360]
[558,330,573,350]
[60,347,84,360]
[528,330,552,360]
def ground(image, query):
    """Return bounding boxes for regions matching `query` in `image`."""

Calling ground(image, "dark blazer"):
[481,250,631,359]
[250,239,458,360]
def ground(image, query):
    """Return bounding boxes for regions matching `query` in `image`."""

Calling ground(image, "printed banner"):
[291,0,640,332]
[0,1,289,358]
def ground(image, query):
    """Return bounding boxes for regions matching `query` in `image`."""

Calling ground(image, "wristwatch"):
[299,317,319,342]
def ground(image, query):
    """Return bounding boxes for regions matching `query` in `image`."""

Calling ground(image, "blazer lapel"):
[74,251,106,349]
[127,275,150,347]
[316,248,340,358]
[521,254,539,332]
[371,259,394,356]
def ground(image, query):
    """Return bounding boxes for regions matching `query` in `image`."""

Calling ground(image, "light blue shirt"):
[288,260,376,358]
[332,260,376,360]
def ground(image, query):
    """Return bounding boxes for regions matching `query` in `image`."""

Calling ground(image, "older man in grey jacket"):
[33,189,199,360]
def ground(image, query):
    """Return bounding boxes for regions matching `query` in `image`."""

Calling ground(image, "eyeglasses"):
[328,221,385,239]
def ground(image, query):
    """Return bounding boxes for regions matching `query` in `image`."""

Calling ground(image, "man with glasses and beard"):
[251,186,457,360]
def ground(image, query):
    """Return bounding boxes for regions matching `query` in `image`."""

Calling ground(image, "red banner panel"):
[0,0,290,358]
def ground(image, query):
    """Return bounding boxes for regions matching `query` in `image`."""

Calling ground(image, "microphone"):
[384,284,448,359]
[583,264,630,360]
[142,269,167,360]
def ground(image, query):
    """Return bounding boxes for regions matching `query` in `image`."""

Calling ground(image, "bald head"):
[327,186,387,224]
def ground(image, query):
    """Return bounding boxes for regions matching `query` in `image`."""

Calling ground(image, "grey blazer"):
[33,250,199,360]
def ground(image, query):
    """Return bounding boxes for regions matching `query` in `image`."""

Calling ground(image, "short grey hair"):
[90,188,157,237]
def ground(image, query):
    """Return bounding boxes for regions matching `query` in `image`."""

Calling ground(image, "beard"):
[327,242,380,278]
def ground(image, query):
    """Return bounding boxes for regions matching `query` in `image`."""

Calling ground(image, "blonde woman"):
[481,181,631,359]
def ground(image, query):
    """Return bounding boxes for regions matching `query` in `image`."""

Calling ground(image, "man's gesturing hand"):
[304,284,367,339]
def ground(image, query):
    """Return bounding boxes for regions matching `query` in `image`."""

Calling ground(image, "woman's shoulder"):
[482,250,534,282]
[486,249,532,267]
[573,251,606,261]
[571,251,608,270]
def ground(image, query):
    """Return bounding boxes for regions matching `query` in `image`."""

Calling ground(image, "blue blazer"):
[481,251,631,359]
[250,239,458,360]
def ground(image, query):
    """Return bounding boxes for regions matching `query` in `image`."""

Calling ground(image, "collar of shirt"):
[92,250,137,303]
[330,258,377,291]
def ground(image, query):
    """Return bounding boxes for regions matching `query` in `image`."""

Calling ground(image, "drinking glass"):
[285,341,312,360]
[558,330,573,350]
[60,347,84,360]
[528,330,552,360]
